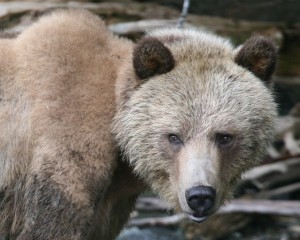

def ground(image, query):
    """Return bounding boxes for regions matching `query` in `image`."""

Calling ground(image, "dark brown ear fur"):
[235,36,277,83]
[133,37,175,79]
[0,31,20,39]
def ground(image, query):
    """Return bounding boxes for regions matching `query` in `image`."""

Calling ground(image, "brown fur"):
[0,9,277,240]
[0,10,144,240]
[113,28,277,221]
[235,36,277,82]
[133,37,175,79]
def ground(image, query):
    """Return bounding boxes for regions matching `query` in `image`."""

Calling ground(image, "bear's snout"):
[185,185,216,221]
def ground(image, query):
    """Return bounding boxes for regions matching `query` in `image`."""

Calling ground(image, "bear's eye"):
[216,133,234,148]
[168,134,182,145]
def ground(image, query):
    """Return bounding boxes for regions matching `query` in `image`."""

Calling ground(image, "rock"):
[117,226,184,240]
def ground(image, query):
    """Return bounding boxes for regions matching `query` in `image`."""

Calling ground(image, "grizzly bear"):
[0,9,277,240]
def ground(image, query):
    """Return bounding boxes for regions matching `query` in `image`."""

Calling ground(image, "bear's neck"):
[105,155,147,202]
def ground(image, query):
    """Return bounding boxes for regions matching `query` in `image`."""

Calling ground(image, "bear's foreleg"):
[14,146,115,240]
[16,177,94,240]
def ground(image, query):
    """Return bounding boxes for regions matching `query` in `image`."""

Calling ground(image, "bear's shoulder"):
[7,9,133,98]
[14,9,131,60]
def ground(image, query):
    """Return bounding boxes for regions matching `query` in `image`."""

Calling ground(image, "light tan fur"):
[113,29,277,218]
[0,9,277,240]
[0,10,143,240]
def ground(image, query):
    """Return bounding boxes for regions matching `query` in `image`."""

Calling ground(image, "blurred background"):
[1,0,299,239]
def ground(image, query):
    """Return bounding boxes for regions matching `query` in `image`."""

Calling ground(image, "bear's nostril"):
[185,186,216,214]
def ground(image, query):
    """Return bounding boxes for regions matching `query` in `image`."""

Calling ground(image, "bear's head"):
[113,29,277,223]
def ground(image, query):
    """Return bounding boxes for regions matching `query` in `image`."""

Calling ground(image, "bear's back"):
[0,10,133,187]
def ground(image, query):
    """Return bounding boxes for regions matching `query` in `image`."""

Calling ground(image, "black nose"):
[185,186,216,214]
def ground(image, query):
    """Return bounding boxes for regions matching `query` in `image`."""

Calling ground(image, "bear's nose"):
[185,186,216,215]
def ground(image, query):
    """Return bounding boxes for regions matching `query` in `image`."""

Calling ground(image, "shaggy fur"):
[235,36,277,82]
[0,10,277,240]
[133,37,175,79]
[113,29,277,216]
[0,10,141,240]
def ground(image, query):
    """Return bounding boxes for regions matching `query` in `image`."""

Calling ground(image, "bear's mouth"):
[186,213,208,223]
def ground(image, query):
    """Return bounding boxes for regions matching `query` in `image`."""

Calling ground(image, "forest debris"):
[128,214,185,227]
[257,182,300,198]
[177,0,190,28]
[135,197,300,215]
[220,199,300,216]
[242,157,300,189]
[133,197,300,228]
[109,19,179,35]
[0,1,284,44]
[273,109,300,156]
[135,197,169,212]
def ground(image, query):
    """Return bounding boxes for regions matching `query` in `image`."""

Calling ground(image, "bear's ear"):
[235,36,277,84]
[133,37,175,79]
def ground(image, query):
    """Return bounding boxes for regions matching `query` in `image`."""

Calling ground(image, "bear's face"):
[113,29,277,223]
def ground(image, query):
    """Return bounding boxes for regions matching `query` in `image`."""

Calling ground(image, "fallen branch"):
[177,0,191,28]
[109,19,178,35]
[257,182,300,198]
[220,199,300,216]
[244,157,300,180]
[265,152,300,163]
[242,157,300,189]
